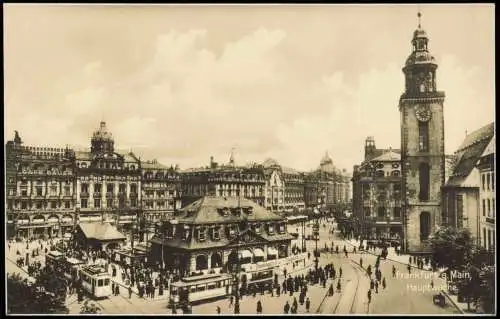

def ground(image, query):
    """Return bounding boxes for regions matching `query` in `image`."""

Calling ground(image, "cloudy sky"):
[4,4,495,173]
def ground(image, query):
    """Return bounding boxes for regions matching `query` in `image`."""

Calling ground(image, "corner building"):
[399,21,446,253]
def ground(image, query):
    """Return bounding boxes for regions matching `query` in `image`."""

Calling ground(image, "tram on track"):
[168,273,233,307]
[79,265,112,299]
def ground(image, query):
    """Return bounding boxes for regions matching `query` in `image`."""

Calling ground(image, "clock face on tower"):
[415,105,431,122]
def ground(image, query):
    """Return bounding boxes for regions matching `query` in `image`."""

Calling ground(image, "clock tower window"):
[418,163,430,201]
[418,121,429,151]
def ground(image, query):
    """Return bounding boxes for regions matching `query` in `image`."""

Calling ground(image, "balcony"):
[93,192,101,198]
[106,192,114,198]
[80,192,89,197]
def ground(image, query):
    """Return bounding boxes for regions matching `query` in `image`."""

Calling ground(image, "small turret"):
[365,136,376,160]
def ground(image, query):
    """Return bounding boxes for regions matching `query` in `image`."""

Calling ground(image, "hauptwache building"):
[149,196,295,278]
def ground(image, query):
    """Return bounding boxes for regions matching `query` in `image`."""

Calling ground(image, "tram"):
[79,265,112,299]
[45,250,65,270]
[61,257,86,281]
[169,273,233,307]
[242,267,274,294]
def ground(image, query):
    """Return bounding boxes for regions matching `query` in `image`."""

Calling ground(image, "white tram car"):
[169,273,233,306]
[79,265,112,299]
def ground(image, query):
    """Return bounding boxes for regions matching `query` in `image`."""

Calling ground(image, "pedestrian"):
[430,279,434,288]
[360,257,363,268]
[337,279,341,292]
[257,300,263,314]
[375,280,379,293]
[277,284,281,296]
[217,306,221,314]
[128,285,132,299]
[329,283,334,296]
[382,277,386,290]
[293,297,298,310]
[407,263,411,274]
[284,301,290,314]
[306,297,311,312]
[392,265,396,278]
[230,295,234,307]
[367,289,372,304]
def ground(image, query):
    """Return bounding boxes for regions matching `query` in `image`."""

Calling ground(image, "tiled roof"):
[370,150,401,162]
[457,123,494,152]
[175,196,283,225]
[446,123,495,187]
[141,160,171,170]
[78,222,126,241]
[74,149,139,163]
[366,148,400,161]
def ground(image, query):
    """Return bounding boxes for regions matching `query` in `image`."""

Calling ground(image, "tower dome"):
[91,121,115,153]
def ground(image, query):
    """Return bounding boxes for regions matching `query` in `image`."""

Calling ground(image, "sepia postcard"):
[4,3,496,316]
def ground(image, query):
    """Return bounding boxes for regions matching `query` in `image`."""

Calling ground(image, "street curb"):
[440,290,465,315]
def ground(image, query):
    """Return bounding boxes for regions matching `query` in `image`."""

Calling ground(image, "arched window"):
[418,121,429,151]
[391,170,400,177]
[420,211,431,240]
[419,163,430,201]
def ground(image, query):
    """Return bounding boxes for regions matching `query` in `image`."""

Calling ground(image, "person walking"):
[305,297,311,312]
[339,267,343,278]
[407,263,411,274]
[392,265,396,278]
[367,289,372,304]
[256,300,263,314]
[360,257,363,268]
[230,295,234,307]
[216,306,221,314]
[284,301,290,314]
[128,285,132,299]
[382,277,386,290]
[337,279,341,292]
[375,280,379,293]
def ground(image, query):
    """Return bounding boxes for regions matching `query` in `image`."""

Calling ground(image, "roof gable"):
[78,222,126,241]
[227,228,269,246]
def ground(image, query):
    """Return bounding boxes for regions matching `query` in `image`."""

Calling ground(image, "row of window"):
[80,198,137,209]
[364,207,402,218]
[80,183,137,194]
[9,200,72,210]
[481,172,495,191]
[482,228,494,251]
[171,223,286,242]
[482,198,495,217]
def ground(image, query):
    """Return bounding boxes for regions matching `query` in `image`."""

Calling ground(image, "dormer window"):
[254,223,261,234]
[267,223,275,234]
[212,226,220,241]
[246,207,253,215]
[278,224,285,234]
[183,225,190,241]
[228,225,236,238]
[220,208,229,217]
[198,227,206,242]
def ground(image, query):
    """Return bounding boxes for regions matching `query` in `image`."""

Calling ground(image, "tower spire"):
[417,8,422,28]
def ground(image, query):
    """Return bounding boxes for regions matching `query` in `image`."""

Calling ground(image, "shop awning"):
[267,247,278,256]
[48,217,59,223]
[32,218,45,224]
[239,250,253,259]
[62,216,73,223]
[253,248,264,258]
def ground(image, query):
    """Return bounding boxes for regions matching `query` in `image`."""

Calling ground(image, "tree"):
[80,299,102,314]
[7,273,68,314]
[430,227,474,271]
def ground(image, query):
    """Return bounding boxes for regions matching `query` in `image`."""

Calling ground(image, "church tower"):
[399,13,445,253]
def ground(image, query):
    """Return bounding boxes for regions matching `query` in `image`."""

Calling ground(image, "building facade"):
[477,134,495,251]
[149,196,294,278]
[442,123,495,247]
[261,158,306,213]
[180,156,266,208]
[141,159,182,223]
[352,137,403,241]
[5,132,76,239]
[73,122,142,231]
[399,20,446,253]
